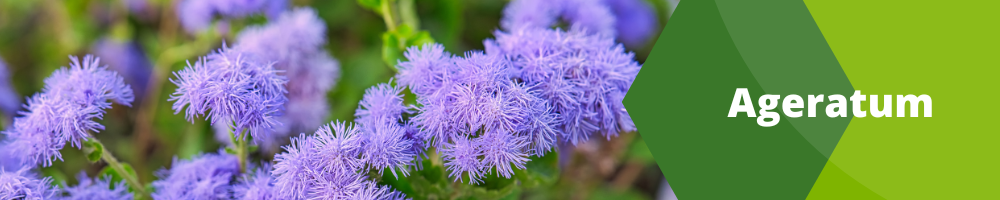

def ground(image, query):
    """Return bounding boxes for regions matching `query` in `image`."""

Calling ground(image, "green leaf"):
[382,32,404,70]
[225,147,238,155]
[83,139,104,163]
[99,163,139,191]
[516,151,560,188]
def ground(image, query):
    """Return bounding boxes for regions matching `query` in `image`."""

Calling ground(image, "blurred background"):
[0,0,678,199]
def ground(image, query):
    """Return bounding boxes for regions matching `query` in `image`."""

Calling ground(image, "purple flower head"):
[605,0,660,47]
[0,143,23,170]
[395,44,454,97]
[234,165,276,200]
[358,118,414,179]
[61,172,132,200]
[490,28,640,144]
[151,150,241,200]
[312,121,362,177]
[441,136,483,184]
[0,167,56,200]
[92,38,153,102]
[169,45,288,143]
[3,55,134,166]
[354,82,409,126]
[178,0,288,33]
[502,0,616,36]
[479,130,529,179]
[271,134,317,199]
[307,172,364,200]
[350,181,410,200]
[237,8,341,142]
[0,57,20,116]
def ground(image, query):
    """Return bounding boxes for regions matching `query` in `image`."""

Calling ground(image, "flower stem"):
[93,138,147,198]
[230,129,249,173]
[381,0,397,31]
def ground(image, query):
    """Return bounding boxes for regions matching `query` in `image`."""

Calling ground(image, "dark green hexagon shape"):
[624,0,853,199]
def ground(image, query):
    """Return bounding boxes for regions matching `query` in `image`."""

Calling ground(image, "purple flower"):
[0,57,20,116]
[3,55,134,167]
[604,0,660,47]
[489,28,640,144]
[271,134,318,199]
[169,45,288,143]
[178,0,288,33]
[478,130,529,179]
[502,0,616,36]
[234,165,276,200]
[441,136,483,184]
[350,181,410,200]
[271,122,410,199]
[354,82,409,126]
[0,167,56,200]
[92,38,153,102]
[60,172,132,200]
[358,118,414,179]
[395,44,455,98]
[236,8,341,145]
[151,150,241,200]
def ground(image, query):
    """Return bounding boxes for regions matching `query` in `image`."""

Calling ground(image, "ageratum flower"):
[440,136,483,184]
[0,57,19,116]
[3,55,134,167]
[354,82,409,126]
[151,150,240,200]
[169,45,288,143]
[350,181,409,200]
[177,0,288,33]
[234,165,276,200]
[61,172,132,200]
[502,0,616,36]
[489,28,640,145]
[358,118,414,179]
[0,167,56,200]
[271,121,411,199]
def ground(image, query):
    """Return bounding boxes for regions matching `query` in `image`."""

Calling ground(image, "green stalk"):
[229,129,249,173]
[381,1,398,31]
[92,138,147,197]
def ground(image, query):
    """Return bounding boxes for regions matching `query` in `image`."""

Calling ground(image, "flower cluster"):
[235,8,341,146]
[178,0,288,33]
[151,150,241,199]
[0,168,56,200]
[2,55,134,167]
[61,173,132,200]
[397,44,561,184]
[271,121,411,199]
[502,0,659,46]
[486,28,640,144]
[169,45,288,143]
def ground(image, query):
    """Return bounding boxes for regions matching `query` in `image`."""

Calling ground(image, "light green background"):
[804,0,999,199]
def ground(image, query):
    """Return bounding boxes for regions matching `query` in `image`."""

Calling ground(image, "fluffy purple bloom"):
[0,167,56,200]
[92,38,153,102]
[479,130,529,179]
[358,118,414,179]
[60,172,131,200]
[605,0,660,47]
[0,57,19,116]
[354,83,409,126]
[169,45,288,143]
[502,0,616,36]
[271,121,411,199]
[489,28,640,144]
[151,150,241,200]
[350,181,409,200]
[3,55,134,167]
[234,165,276,200]
[236,8,341,147]
[178,0,288,33]
[440,136,483,184]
